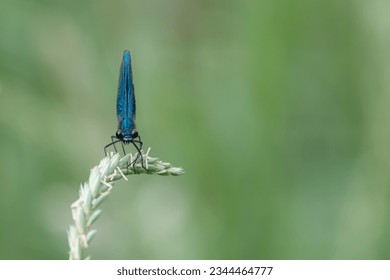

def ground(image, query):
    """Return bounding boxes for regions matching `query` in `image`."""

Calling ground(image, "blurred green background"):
[1,0,390,259]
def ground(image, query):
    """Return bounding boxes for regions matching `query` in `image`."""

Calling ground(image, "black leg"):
[132,141,143,164]
[104,137,122,156]
[128,140,147,172]
[133,137,145,169]
[105,135,146,172]
[111,136,118,153]
[132,139,143,150]
[133,135,143,151]
[119,141,126,155]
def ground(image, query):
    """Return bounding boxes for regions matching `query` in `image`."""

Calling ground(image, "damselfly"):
[104,50,145,170]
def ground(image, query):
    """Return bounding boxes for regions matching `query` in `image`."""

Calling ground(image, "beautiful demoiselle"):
[104,50,145,170]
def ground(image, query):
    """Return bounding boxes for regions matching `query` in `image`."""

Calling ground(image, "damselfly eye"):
[116,130,124,139]
[131,129,138,138]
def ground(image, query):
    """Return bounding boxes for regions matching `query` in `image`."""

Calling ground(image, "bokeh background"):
[1,0,390,259]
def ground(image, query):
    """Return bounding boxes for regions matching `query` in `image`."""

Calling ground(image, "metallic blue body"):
[117,50,136,142]
[104,50,145,170]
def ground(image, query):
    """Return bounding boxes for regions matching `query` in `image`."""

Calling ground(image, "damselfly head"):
[123,129,139,143]
[115,129,139,143]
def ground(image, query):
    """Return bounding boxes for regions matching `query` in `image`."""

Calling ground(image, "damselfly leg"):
[128,137,147,172]
[104,136,147,172]
[104,136,121,156]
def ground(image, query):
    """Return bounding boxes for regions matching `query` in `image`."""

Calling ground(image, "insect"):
[104,50,145,170]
